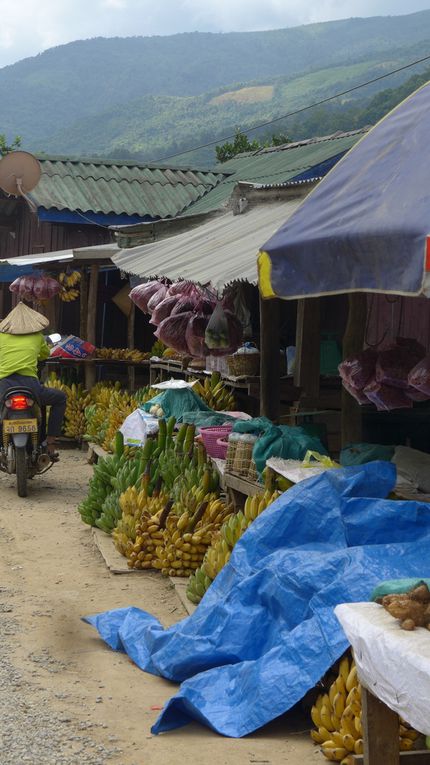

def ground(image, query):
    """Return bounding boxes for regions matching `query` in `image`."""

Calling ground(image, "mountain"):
[2,11,430,163]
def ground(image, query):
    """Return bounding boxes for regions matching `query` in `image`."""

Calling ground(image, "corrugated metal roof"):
[112,200,302,287]
[187,128,368,215]
[0,243,120,267]
[29,157,227,219]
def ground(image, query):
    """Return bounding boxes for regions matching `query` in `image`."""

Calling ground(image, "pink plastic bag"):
[186,314,210,357]
[376,339,424,389]
[129,281,163,313]
[408,355,430,397]
[339,349,377,391]
[147,284,168,313]
[155,312,193,354]
[150,295,178,326]
[364,378,412,411]
[342,380,369,405]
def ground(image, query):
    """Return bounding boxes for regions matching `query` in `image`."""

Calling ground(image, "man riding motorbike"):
[0,302,66,460]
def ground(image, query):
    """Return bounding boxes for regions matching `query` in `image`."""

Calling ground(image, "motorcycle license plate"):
[3,419,38,434]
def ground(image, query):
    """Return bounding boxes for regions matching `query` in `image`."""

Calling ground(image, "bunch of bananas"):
[101,390,140,452]
[310,655,420,762]
[95,448,145,534]
[121,491,171,569]
[154,495,233,577]
[187,489,280,604]
[95,347,150,362]
[193,372,235,411]
[47,374,90,439]
[59,270,81,302]
[78,433,127,525]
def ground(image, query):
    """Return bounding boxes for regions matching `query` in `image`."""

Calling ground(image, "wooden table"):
[336,602,430,764]
[45,357,150,391]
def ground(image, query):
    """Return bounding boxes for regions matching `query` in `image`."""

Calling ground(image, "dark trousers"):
[0,374,67,438]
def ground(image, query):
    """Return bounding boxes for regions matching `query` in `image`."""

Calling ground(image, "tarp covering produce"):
[84,462,430,737]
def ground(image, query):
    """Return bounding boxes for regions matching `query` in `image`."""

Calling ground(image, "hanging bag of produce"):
[205,302,231,350]
[129,281,163,313]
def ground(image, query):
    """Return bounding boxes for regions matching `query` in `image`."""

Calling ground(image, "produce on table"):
[192,372,235,411]
[186,489,279,604]
[95,347,149,362]
[310,654,420,762]
[378,582,430,630]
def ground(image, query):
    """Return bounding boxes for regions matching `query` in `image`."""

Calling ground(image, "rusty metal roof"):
[28,156,227,219]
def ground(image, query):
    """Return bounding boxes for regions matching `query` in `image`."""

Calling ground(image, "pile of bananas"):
[154,494,234,577]
[95,449,145,534]
[187,489,280,604]
[310,654,420,762]
[100,390,140,452]
[193,372,235,411]
[95,347,150,362]
[59,270,81,302]
[47,374,90,439]
[78,432,128,526]
[114,489,171,569]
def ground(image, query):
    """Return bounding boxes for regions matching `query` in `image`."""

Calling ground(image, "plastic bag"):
[168,280,193,297]
[339,348,377,391]
[342,379,369,405]
[129,281,163,313]
[363,378,412,411]
[32,276,61,300]
[147,284,168,313]
[155,312,193,354]
[302,451,339,468]
[408,355,430,397]
[150,295,178,326]
[185,314,209,357]
[205,302,230,350]
[376,339,424,389]
[120,409,158,447]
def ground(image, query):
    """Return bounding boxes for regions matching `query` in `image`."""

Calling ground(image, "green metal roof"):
[186,128,368,215]
[29,156,227,219]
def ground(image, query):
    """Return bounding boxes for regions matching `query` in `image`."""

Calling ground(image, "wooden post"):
[259,295,280,421]
[361,687,400,765]
[127,302,135,392]
[294,298,320,402]
[79,268,88,340]
[85,263,99,391]
[341,293,367,446]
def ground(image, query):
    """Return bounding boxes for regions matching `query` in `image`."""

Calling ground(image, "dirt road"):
[0,450,318,765]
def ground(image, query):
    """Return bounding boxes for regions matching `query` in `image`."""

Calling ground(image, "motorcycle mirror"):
[48,333,61,344]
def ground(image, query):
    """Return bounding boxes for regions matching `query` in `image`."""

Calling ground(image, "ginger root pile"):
[379,583,430,631]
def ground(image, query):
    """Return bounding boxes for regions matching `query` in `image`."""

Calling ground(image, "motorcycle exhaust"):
[37,453,51,470]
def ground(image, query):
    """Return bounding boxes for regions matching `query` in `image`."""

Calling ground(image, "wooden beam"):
[294,298,320,401]
[259,296,280,421]
[361,687,400,765]
[79,268,88,340]
[352,755,430,765]
[127,301,135,391]
[85,264,99,390]
[341,293,367,446]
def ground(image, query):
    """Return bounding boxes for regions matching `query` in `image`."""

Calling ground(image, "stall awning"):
[0,243,120,269]
[112,200,301,287]
[258,80,430,300]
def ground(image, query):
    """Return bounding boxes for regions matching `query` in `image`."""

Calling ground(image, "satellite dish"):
[0,151,41,213]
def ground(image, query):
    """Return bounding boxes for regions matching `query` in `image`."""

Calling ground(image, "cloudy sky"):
[2,0,430,68]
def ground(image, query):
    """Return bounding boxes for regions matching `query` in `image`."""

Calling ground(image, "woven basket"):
[215,436,229,460]
[227,353,260,377]
[200,425,232,459]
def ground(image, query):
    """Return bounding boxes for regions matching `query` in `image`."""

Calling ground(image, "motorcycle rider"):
[0,302,66,460]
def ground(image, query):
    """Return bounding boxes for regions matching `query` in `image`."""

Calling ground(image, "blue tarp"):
[84,462,430,737]
[258,81,430,299]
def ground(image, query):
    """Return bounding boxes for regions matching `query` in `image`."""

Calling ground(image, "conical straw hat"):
[0,302,49,335]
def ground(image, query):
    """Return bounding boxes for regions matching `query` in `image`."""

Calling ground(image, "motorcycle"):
[0,334,61,497]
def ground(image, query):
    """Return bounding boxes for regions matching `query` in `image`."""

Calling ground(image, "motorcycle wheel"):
[16,446,28,498]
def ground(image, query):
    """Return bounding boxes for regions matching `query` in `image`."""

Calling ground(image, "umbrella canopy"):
[258,81,430,300]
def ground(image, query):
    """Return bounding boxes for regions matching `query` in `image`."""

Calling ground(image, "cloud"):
[0,0,429,68]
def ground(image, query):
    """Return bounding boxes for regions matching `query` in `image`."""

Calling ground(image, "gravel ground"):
[0,450,317,765]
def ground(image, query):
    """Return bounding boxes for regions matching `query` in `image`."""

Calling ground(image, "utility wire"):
[150,52,430,163]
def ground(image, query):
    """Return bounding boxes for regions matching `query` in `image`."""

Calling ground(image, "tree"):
[215,130,260,163]
[0,134,21,156]
[215,129,290,163]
